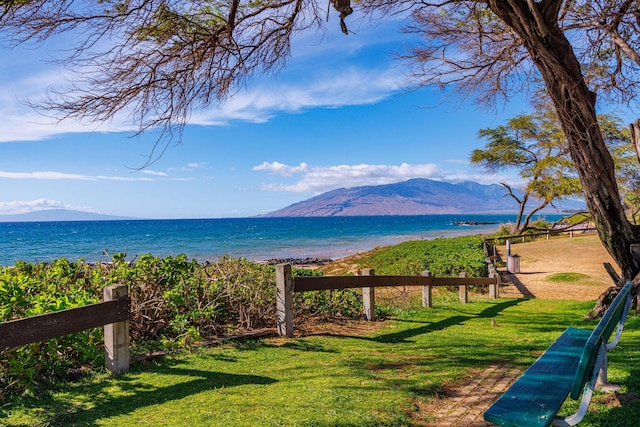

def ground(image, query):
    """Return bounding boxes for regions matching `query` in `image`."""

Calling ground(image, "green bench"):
[484,281,633,427]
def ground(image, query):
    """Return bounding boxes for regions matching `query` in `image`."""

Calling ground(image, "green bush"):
[0,259,103,397]
[356,236,488,277]
[0,238,489,397]
[0,255,363,397]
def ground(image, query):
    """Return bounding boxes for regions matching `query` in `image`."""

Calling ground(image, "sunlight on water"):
[0,214,563,265]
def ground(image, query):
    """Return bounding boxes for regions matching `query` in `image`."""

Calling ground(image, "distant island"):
[0,209,135,223]
[263,178,586,217]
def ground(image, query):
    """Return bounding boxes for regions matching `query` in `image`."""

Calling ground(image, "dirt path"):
[319,233,618,426]
[497,234,617,300]
[421,234,617,426]
[320,233,618,300]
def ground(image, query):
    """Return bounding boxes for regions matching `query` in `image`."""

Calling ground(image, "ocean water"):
[0,214,563,266]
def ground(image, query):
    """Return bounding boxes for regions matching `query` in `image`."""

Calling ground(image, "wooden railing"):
[275,264,500,337]
[489,226,596,244]
[0,284,131,374]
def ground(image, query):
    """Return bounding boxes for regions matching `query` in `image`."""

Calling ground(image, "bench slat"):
[484,327,592,427]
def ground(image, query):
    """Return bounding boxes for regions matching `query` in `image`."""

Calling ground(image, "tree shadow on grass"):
[18,358,277,427]
[331,298,527,344]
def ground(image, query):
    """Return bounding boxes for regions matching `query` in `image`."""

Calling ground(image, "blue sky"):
[0,13,553,219]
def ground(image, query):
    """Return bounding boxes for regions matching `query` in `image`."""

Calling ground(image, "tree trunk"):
[630,120,640,169]
[519,199,549,233]
[501,182,526,233]
[489,1,640,285]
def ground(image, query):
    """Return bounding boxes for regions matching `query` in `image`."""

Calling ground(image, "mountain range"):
[264,178,586,217]
[0,179,586,221]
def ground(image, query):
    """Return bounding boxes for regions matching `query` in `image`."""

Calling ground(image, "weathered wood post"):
[489,272,500,299]
[487,261,500,299]
[362,268,375,321]
[422,270,432,308]
[104,284,130,374]
[458,272,468,303]
[276,264,294,337]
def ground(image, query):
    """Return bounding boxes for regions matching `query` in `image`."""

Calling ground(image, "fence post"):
[104,284,129,374]
[458,272,468,303]
[276,264,294,337]
[422,270,432,308]
[489,272,500,299]
[362,268,376,321]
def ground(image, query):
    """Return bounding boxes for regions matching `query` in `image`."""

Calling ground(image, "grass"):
[546,272,591,282]
[3,294,640,426]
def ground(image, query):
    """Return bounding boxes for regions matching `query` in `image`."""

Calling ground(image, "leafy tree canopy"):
[471,104,582,233]
[2,0,640,285]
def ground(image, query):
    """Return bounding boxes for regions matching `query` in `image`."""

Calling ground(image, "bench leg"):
[596,354,621,392]
[552,344,606,426]
[552,381,594,426]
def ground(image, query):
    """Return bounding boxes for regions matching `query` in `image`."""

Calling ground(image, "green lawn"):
[3,296,640,426]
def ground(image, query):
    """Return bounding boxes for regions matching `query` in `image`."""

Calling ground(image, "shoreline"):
[0,216,515,266]
[253,228,499,267]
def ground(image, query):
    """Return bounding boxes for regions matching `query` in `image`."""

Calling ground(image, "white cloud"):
[254,161,524,194]
[142,169,168,177]
[0,60,405,142]
[253,162,310,176]
[0,66,135,143]
[0,15,410,143]
[254,162,445,193]
[168,162,209,173]
[0,170,154,181]
[190,66,404,126]
[183,162,208,171]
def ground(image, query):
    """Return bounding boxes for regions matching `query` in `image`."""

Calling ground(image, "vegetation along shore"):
[3,228,638,426]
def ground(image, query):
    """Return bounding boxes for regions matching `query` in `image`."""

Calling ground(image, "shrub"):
[0,255,362,396]
[0,259,103,397]
[356,236,488,278]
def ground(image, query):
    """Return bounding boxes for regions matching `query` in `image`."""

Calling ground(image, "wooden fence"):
[0,284,131,374]
[276,265,500,337]
[1,251,503,367]
[489,226,596,244]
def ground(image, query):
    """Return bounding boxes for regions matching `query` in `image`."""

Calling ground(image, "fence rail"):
[293,275,498,292]
[489,227,596,243]
[276,264,500,337]
[0,298,129,350]
[0,284,131,374]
